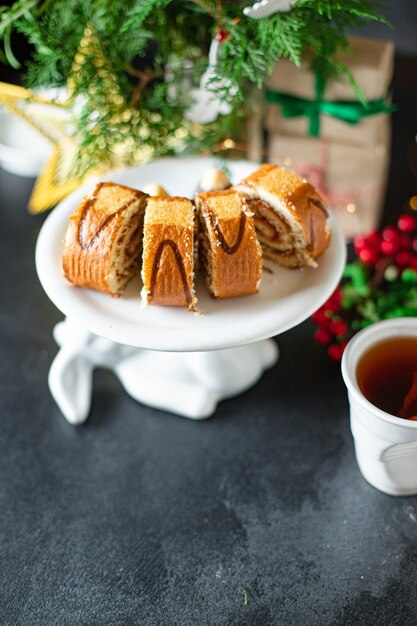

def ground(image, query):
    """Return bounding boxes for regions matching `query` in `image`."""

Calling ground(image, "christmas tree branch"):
[189,0,223,21]
[0,0,390,177]
[125,65,163,105]
[0,0,40,36]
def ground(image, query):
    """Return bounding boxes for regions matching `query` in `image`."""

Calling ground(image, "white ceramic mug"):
[341,318,417,496]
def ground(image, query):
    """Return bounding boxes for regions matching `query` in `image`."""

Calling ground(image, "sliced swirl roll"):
[141,197,197,311]
[235,164,331,268]
[195,189,262,299]
[62,182,147,296]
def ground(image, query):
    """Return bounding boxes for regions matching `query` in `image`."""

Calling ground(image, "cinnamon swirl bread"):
[62,182,146,296]
[141,197,197,311]
[196,189,262,299]
[235,164,331,268]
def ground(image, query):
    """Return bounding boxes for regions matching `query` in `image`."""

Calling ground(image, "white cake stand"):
[35,157,346,424]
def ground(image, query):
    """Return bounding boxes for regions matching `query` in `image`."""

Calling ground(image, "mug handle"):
[382,441,417,461]
[351,412,417,460]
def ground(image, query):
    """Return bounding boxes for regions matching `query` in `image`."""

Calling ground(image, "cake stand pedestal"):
[49,317,278,424]
[35,157,346,425]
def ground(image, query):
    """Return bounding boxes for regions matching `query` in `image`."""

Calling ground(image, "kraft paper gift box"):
[265,36,394,148]
[268,129,390,240]
[264,36,394,238]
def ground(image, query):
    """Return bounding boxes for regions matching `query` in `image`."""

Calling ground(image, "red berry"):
[397,213,417,233]
[315,328,331,345]
[396,251,412,267]
[215,30,229,43]
[364,230,382,248]
[328,343,344,362]
[321,298,339,312]
[380,239,399,256]
[353,236,366,254]
[412,238,417,253]
[320,289,342,314]
[359,248,379,265]
[409,257,417,271]
[399,234,412,250]
[328,339,349,361]
[329,319,348,337]
[382,226,400,243]
[311,309,331,327]
[329,288,342,307]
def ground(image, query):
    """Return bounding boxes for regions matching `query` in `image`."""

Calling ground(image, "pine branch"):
[0,0,390,177]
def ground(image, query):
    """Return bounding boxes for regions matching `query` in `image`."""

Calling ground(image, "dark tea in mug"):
[356,336,417,419]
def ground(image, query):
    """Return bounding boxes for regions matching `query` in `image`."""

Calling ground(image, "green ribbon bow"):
[265,73,396,137]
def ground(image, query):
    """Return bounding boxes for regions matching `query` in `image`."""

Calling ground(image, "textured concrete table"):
[1,54,417,625]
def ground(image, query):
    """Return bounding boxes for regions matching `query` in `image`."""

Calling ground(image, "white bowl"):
[0,108,53,177]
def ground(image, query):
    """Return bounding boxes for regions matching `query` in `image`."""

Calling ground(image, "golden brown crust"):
[236,164,331,264]
[62,182,146,296]
[141,197,197,310]
[196,189,263,299]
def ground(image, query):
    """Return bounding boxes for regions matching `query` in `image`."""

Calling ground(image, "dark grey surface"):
[350,0,417,56]
[1,60,417,626]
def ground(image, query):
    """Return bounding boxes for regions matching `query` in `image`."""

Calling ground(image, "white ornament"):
[49,317,278,424]
[185,39,237,124]
[141,183,169,197]
[199,167,231,192]
[243,0,296,19]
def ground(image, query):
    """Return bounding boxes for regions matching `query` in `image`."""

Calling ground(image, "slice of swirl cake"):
[234,164,331,268]
[141,197,197,311]
[195,189,262,299]
[62,182,147,296]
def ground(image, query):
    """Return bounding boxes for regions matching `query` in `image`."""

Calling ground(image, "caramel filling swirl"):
[77,182,143,250]
[148,239,192,306]
[205,207,246,255]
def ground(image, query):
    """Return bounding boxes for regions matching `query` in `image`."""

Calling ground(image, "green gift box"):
[264,36,395,238]
[265,36,394,148]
